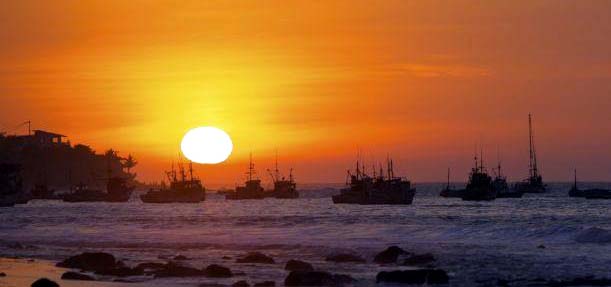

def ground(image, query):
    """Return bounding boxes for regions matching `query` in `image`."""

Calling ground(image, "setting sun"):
[180,127,233,164]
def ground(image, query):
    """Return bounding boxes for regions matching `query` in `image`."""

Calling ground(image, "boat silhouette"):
[225,153,266,200]
[265,152,298,199]
[140,161,205,203]
[461,154,497,201]
[332,157,416,205]
[569,169,611,199]
[514,114,546,193]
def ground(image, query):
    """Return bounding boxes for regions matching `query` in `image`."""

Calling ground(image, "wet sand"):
[0,258,146,287]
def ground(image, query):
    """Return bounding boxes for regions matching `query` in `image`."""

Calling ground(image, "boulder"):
[56,252,117,273]
[236,252,275,264]
[376,269,449,284]
[232,280,250,287]
[31,278,60,287]
[284,260,314,272]
[254,281,275,287]
[61,272,95,281]
[153,262,205,277]
[99,266,144,277]
[374,246,409,264]
[285,271,354,286]
[324,253,366,263]
[204,264,233,278]
[0,272,6,277]
[402,253,436,266]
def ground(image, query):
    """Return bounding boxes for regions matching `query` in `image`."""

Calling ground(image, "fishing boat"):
[569,169,611,199]
[226,154,266,200]
[332,157,416,205]
[494,162,523,198]
[461,155,497,201]
[440,168,465,198]
[265,153,298,199]
[63,160,134,202]
[140,161,205,203]
[514,114,546,193]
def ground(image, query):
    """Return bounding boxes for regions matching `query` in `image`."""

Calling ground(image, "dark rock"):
[376,269,449,284]
[374,246,409,264]
[222,256,232,260]
[285,271,354,286]
[31,278,60,287]
[254,281,275,287]
[284,260,314,272]
[236,252,275,264]
[232,280,250,287]
[99,266,144,277]
[136,262,167,271]
[537,244,546,249]
[153,262,206,277]
[61,271,94,281]
[204,264,233,278]
[325,253,366,263]
[402,253,436,266]
[56,252,117,273]
[174,255,189,260]
[0,272,6,277]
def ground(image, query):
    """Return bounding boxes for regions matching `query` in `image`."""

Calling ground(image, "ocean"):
[1,183,610,286]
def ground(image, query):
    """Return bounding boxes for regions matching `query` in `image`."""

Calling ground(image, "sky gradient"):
[2,1,611,186]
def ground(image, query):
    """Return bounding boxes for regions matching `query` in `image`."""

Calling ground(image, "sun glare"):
[180,127,233,164]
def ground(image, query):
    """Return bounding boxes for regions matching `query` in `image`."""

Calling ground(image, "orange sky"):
[2,1,611,186]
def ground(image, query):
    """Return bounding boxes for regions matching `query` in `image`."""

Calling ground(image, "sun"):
[180,127,233,164]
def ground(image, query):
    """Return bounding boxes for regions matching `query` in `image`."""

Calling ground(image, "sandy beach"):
[0,258,146,287]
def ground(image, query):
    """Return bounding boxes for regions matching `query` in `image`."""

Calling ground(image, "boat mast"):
[528,114,540,179]
[189,161,194,181]
[248,152,254,181]
[447,168,450,189]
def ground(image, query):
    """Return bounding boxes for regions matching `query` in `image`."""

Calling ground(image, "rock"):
[61,272,95,281]
[537,244,546,249]
[222,256,232,260]
[236,252,275,264]
[284,260,314,272]
[153,262,205,277]
[99,266,144,277]
[374,246,409,264]
[31,278,60,287]
[324,253,366,263]
[402,253,436,266]
[285,271,354,286]
[376,269,449,284]
[204,264,233,278]
[56,252,117,273]
[254,281,275,287]
[232,280,250,287]
[174,255,189,260]
[136,262,167,271]
[0,272,6,277]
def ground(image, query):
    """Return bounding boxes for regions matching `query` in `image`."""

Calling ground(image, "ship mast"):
[528,114,540,179]
[248,152,254,181]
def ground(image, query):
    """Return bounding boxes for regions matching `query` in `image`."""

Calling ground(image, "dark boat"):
[494,163,523,198]
[514,114,546,193]
[332,157,416,205]
[569,169,611,199]
[63,162,134,202]
[30,184,60,200]
[265,154,298,199]
[226,154,266,200]
[140,161,205,203]
[461,156,497,201]
[440,168,465,198]
[0,163,27,207]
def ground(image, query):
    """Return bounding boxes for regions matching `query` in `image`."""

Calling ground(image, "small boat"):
[440,168,465,198]
[140,161,205,203]
[494,163,523,198]
[30,184,60,200]
[514,114,547,193]
[461,155,497,201]
[569,169,611,199]
[265,153,298,199]
[63,161,134,203]
[332,157,416,205]
[226,154,266,200]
